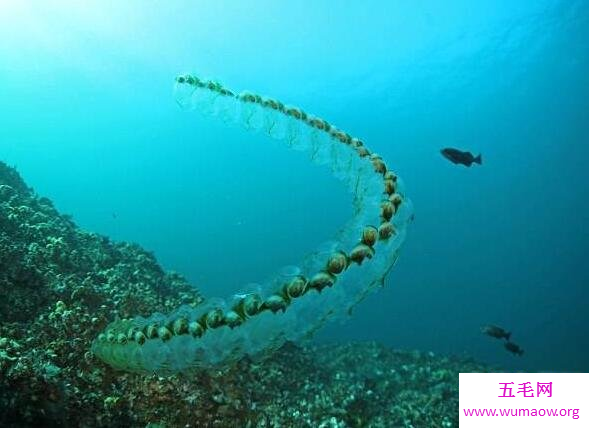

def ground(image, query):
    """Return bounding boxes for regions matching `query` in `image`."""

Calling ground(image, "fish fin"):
[474,154,482,165]
[506,331,511,341]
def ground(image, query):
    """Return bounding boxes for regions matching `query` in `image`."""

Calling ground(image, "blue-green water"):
[1,0,587,372]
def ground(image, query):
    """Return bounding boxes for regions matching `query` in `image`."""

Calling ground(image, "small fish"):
[441,147,482,167]
[481,324,511,341]
[504,341,524,356]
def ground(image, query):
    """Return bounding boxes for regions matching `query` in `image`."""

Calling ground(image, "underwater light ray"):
[91,74,412,374]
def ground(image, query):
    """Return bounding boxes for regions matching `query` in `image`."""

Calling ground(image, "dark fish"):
[504,341,524,356]
[481,324,511,340]
[441,147,482,167]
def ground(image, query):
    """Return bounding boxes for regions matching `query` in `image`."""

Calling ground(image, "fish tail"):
[474,154,482,165]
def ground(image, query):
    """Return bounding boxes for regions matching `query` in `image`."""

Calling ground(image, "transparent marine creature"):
[92,74,413,374]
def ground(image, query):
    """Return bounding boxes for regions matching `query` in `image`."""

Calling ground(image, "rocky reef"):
[0,161,491,427]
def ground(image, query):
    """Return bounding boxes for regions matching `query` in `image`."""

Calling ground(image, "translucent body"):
[92,74,412,374]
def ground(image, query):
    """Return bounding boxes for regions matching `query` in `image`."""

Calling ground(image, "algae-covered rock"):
[0,161,203,426]
[0,161,492,427]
